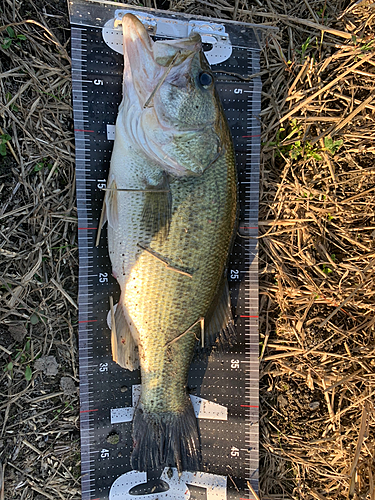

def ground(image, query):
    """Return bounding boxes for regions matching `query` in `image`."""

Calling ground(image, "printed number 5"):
[101,449,109,458]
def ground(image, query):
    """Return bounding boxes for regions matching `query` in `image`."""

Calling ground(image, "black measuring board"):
[69,1,261,499]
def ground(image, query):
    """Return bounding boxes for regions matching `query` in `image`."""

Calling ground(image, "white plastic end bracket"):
[109,467,227,500]
[111,384,227,423]
[102,10,232,65]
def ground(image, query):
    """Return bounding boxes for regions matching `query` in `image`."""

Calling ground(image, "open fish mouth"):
[120,13,202,110]
[116,13,223,177]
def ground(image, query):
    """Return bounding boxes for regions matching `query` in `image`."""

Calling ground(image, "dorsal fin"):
[203,278,236,350]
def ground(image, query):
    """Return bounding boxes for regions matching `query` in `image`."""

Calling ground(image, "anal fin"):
[111,297,139,371]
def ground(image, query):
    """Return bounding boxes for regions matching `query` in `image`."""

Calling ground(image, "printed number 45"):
[231,446,239,457]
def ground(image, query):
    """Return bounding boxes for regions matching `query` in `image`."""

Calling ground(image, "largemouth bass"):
[101,13,237,473]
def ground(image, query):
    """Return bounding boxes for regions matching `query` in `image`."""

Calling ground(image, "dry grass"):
[0,2,80,499]
[0,0,374,499]
[256,1,375,498]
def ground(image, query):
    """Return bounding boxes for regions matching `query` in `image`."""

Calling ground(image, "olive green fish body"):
[127,145,237,413]
[104,13,237,473]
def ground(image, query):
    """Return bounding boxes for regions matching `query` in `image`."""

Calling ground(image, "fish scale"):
[101,11,240,473]
[122,150,236,472]
[69,1,267,498]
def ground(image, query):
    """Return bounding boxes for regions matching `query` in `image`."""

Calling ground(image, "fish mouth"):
[119,14,219,177]
[120,13,201,107]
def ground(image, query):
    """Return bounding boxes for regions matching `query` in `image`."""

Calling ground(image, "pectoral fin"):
[96,178,119,246]
[95,197,107,247]
[110,297,139,371]
[141,176,171,240]
[105,179,119,228]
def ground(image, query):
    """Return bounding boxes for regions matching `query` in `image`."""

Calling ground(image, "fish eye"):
[199,72,213,87]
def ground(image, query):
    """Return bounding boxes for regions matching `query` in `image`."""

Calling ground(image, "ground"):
[0,0,374,499]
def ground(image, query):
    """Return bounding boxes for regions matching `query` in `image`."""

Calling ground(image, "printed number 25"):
[230,269,239,280]
[99,272,108,283]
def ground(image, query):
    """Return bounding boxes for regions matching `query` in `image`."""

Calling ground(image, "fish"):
[99,13,238,473]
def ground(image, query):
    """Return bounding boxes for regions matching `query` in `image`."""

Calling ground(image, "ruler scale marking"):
[70,4,261,499]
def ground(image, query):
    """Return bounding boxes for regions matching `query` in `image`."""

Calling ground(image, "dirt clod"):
[34,356,59,376]
[8,323,27,342]
[60,376,77,395]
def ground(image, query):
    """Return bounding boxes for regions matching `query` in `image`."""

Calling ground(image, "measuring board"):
[69,1,264,498]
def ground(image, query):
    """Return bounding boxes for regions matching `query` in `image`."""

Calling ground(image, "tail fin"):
[131,398,201,474]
